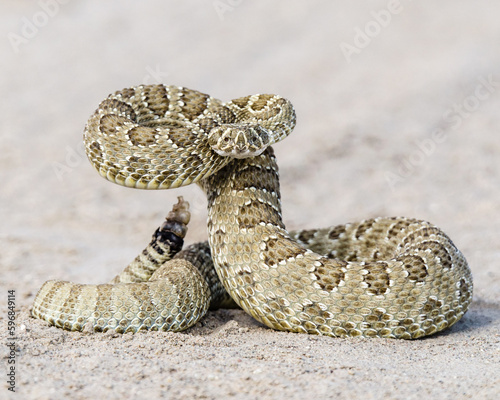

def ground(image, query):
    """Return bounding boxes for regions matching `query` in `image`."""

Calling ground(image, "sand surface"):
[1,1,499,399]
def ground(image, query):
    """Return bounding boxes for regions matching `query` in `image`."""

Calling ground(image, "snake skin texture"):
[32,198,213,332]
[32,85,473,339]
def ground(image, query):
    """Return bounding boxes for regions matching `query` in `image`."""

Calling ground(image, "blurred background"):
[1,1,499,303]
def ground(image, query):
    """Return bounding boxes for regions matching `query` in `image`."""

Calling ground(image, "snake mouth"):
[212,145,266,159]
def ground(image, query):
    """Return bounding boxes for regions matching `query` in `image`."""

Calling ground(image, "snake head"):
[208,123,271,158]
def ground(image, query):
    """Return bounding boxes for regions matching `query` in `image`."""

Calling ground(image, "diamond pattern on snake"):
[32,85,473,339]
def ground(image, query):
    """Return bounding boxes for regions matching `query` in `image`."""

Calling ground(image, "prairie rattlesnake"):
[32,85,473,339]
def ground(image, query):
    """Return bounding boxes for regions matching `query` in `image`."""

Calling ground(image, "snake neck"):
[198,146,285,234]
[198,147,296,316]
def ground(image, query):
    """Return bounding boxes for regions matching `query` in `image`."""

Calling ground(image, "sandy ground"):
[1,1,499,399]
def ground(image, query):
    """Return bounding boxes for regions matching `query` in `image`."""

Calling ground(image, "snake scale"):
[32,84,473,339]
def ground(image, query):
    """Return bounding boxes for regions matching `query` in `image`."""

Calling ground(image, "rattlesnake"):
[32,84,473,339]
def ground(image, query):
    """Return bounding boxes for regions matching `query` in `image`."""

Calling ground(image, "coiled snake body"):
[32,85,473,339]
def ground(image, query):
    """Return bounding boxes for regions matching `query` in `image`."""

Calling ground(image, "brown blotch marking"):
[328,225,347,240]
[99,114,131,136]
[179,89,211,121]
[165,126,202,152]
[139,85,171,121]
[99,99,137,119]
[205,164,235,207]
[250,94,275,111]
[388,218,415,237]
[237,200,284,230]
[397,255,429,283]
[157,119,189,130]
[230,95,252,109]
[402,226,445,248]
[253,97,288,121]
[197,117,220,135]
[297,229,317,245]
[313,259,346,292]
[420,226,444,237]
[262,237,305,266]
[115,87,136,100]
[126,126,158,147]
[422,240,453,270]
[354,219,377,239]
[345,250,360,262]
[363,262,391,295]
[231,164,280,195]
[125,86,165,124]
[210,105,237,124]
